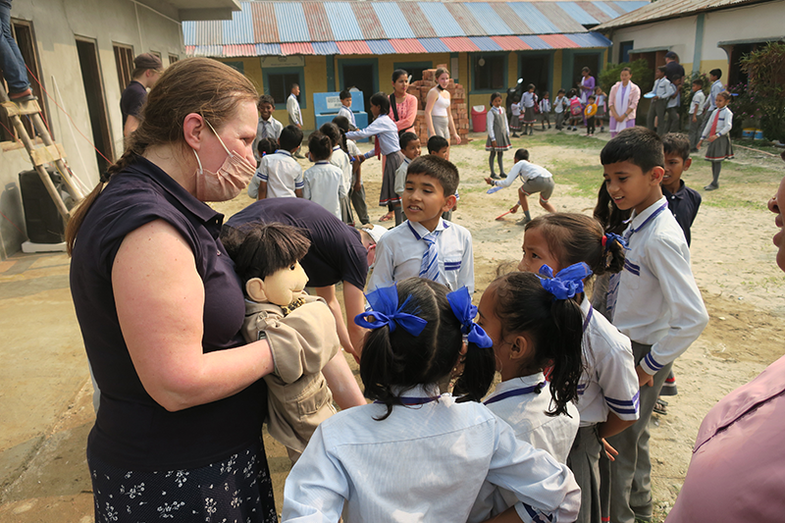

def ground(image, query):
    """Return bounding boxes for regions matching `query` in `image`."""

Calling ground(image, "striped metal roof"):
[595,0,772,29]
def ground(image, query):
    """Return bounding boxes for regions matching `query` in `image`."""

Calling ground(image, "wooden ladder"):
[0,86,84,220]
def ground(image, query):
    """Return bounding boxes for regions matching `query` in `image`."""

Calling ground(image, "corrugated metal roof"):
[613,1,649,12]
[281,42,315,55]
[256,43,282,55]
[492,35,532,50]
[540,33,580,48]
[223,6,254,45]
[418,3,466,37]
[508,3,560,33]
[352,3,387,40]
[464,3,514,35]
[373,3,417,39]
[469,36,504,51]
[193,20,223,46]
[323,2,364,41]
[418,37,452,53]
[557,2,599,25]
[336,40,372,54]
[441,36,481,52]
[444,3,488,35]
[536,3,588,33]
[595,0,765,30]
[274,3,310,42]
[491,3,534,34]
[400,2,438,38]
[575,1,615,22]
[192,45,224,57]
[519,35,553,50]
[223,44,256,57]
[312,41,340,54]
[390,38,428,54]
[251,2,279,44]
[303,2,334,42]
[367,40,398,54]
[591,1,624,19]
[183,21,195,46]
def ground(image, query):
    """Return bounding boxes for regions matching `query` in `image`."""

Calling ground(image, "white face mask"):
[192,119,255,202]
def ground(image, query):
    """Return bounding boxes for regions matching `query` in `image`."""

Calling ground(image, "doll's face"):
[247,261,309,306]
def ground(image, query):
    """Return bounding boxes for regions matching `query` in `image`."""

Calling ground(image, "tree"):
[741,42,785,143]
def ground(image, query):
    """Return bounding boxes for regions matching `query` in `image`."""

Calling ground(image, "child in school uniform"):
[509,94,522,137]
[282,278,581,523]
[485,148,556,226]
[647,66,676,136]
[248,125,304,200]
[486,92,512,180]
[429,135,459,221]
[520,84,538,136]
[519,214,641,523]
[394,132,421,199]
[601,127,709,523]
[688,79,706,152]
[567,89,583,131]
[698,91,734,191]
[368,155,474,293]
[665,75,683,133]
[346,92,405,225]
[303,131,346,220]
[468,268,587,522]
[320,122,354,226]
[700,69,725,130]
[554,89,569,131]
[585,95,598,136]
[594,86,607,133]
[539,91,552,130]
[332,115,370,225]
[222,223,343,464]
[337,89,357,130]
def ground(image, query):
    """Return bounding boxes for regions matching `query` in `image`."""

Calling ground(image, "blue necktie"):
[419,231,441,283]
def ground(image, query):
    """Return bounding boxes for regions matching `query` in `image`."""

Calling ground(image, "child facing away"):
[553,89,569,131]
[687,78,706,152]
[282,278,581,523]
[584,95,598,136]
[601,127,709,523]
[333,115,370,225]
[320,122,354,226]
[520,84,538,136]
[468,268,586,522]
[594,86,607,133]
[337,89,357,130]
[429,135,459,221]
[368,155,474,293]
[346,92,405,225]
[303,131,346,220]
[248,124,304,200]
[698,91,734,191]
[485,148,556,226]
[519,214,641,523]
[567,88,583,131]
[394,132,421,198]
[486,92,512,180]
[539,91,552,130]
[221,222,343,463]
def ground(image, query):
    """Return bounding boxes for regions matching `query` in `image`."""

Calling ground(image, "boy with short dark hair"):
[337,89,357,130]
[539,91,552,130]
[584,95,598,136]
[303,131,346,220]
[601,127,708,523]
[367,155,474,293]
[553,89,568,130]
[484,148,556,226]
[647,66,675,135]
[688,79,706,152]
[395,132,421,198]
[253,94,284,162]
[427,135,458,220]
[662,133,701,246]
[700,69,724,130]
[249,125,304,200]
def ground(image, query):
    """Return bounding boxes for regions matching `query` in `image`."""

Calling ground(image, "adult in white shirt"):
[424,67,460,159]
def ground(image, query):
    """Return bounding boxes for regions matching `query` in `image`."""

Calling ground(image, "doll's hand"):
[602,438,619,461]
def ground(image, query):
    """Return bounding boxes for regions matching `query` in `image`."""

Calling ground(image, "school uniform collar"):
[579,297,594,332]
[394,384,442,401]
[315,160,331,165]
[126,155,223,229]
[332,145,341,151]
[662,180,686,201]
[406,218,450,239]
[484,373,547,404]
[403,157,412,165]
[275,149,293,158]
[629,196,668,233]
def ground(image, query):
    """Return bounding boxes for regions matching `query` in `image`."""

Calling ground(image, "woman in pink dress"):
[388,69,418,135]
[608,67,641,137]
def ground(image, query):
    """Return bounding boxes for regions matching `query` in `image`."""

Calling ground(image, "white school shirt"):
[521,91,537,108]
[539,98,551,113]
[469,374,580,523]
[330,145,352,193]
[368,218,475,293]
[553,96,567,114]
[303,161,346,220]
[282,385,581,523]
[701,107,733,139]
[337,104,356,128]
[689,90,706,116]
[653,77,675,99]
[511,102,521,116]
[577,298,640,427]
[252,116,284,162]
[705,79,724,111]
[287,93,302,126]
[486,106,509,141]
[394,157,411,196]
[493,160,553,189]
[248,150,303,199]
[345,114,401,156]
[606,197,709,375]
[667,89,680,109]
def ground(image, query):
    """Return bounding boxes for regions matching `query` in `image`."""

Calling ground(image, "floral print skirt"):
[88,438,277,523]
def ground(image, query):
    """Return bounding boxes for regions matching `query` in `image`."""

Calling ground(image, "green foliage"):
[598,60,654,94]
[741,42,785,143]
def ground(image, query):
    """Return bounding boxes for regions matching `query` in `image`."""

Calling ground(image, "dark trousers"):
[688,116,702,150]
[349,186,369,225]
[587,116,596,134]
[646,99,667,134]
[665,106,680,134]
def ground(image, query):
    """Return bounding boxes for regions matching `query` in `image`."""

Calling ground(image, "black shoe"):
[490,173,500,180]
[499,173,507,179]
[704,183,719,191]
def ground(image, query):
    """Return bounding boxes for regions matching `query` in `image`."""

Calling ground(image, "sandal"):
[379,212,393,222]
[653,398,668,416]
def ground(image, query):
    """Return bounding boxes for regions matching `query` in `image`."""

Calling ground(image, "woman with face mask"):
[66,58,278,522]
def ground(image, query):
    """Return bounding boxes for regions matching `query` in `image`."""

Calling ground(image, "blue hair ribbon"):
[354,284,428,337]
[538,263,593,300]
[446,287,493,349]
[603,232,628,250]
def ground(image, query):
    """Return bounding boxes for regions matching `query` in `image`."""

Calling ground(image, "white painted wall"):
[610,17,696,67]
[0,0,183,259]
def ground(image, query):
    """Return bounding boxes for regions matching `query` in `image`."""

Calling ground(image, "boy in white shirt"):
[303,131,346,220]
[539,91,552,130]
[688,78,706,152]
[601,127,708,523]
[248,125,304,200]
[647,66,674,135]
[368,155,474,293]
[252,94,284,163]
[394,132,421,198]
[485,148,556,226]
[337,89,357,130]
[553,89,568,131]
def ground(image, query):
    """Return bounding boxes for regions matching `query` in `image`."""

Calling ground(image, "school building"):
[183,0,648,131]
[595,0,785,86]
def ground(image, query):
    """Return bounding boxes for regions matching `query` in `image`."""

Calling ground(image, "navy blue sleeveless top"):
[70,156,267,471]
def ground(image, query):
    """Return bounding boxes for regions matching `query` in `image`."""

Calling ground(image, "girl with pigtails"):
[518,213,640,523]
[282,277,580,523]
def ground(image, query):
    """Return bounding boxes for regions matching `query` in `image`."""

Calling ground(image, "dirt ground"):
[1,129,783,522]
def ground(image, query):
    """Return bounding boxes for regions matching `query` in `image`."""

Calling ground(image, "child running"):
[520,84,538,136]
[698,91,734,191]
[468,267,587,522]
[520,214,641,523]
[486,92,511,180]
[485,148,556,226]
[282,278,581,523]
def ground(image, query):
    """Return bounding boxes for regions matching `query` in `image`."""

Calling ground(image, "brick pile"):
[406,65,470,146]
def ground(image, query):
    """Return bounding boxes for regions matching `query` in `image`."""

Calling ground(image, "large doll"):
[222,222,342,462]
